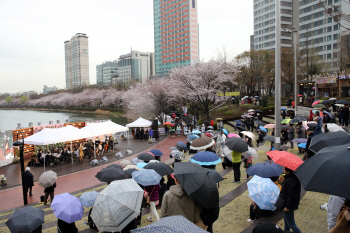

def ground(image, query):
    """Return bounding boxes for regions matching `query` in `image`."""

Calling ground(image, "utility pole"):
[293,27,298,116]
[275,0,281,151]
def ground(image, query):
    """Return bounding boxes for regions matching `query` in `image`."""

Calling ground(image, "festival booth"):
[126,117,153,140]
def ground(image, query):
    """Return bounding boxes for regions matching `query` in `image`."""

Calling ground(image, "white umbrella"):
[327,123,345,132]
[329,98,337,101]
[38,171,57,188]
[242,147,259,161]
[120,160,132,167]
[335,104,344,107]
[248,109,255,112]
[91,179,143,232]
[222,146,232,161]
[123,165,140,171]
[241,131,256,140]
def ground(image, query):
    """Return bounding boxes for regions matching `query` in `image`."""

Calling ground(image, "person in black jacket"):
[250,118,255,132]
[282,110,286,119]
[44,182,56,205]
[343,105,349,127]
[302,128,315,161]
[57,219,78,233]
[25,167,34,196]
[279,167,301,233]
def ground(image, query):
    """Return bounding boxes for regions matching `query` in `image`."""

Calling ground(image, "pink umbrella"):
[266,151,304,171]
[205,132,213,138]
[227,133,240,138]
[264,124,275,129]
[312,101,320,106]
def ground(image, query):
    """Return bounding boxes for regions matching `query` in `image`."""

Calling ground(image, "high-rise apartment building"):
[96,61,118,86]
[64,33,90,89]
[153,0,199,76]
[253,0,298,51]
[299,0,350,72]
[117,50,155,84]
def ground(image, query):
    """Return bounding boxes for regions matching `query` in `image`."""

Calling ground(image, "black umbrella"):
[236,126,246,131]
[335,100,350,105]
[321,100,332,104]
[280,125,289,130]
[124,168,139,176]
[307,122,317,128]
[174,162,219,209]
[289,116,307,124]
[95,167,130,183]
[295,143,350,199]
[264,135,275,142]
[204,168,224,183]
[6,206,44,233]
[137,152,155,162]
[255,110,263,113]
[203,121,210,124]
[107,164,123,169]
[144,162,174,176]
[309,131,350,153]
[225,137,249,153]
[254,120,265,126]
[175,142,187,151]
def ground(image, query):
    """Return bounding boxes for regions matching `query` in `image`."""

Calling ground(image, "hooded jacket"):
[160,184,202,224]
[279,173,301,211]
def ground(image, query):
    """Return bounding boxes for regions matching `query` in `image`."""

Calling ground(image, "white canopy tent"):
[126,117,152,128]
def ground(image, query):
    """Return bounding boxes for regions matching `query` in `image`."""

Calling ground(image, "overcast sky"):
[0,0,253,94]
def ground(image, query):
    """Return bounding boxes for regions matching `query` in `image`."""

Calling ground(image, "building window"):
[334,24,338,31]
[327,53,332,59]
[327,26,332,32]
[334,34,338,40]
[327,44,332,50]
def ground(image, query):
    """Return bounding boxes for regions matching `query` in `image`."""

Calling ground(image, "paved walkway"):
[0,135,184,211]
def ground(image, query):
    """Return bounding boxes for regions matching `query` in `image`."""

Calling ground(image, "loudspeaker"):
[153,119,159,139]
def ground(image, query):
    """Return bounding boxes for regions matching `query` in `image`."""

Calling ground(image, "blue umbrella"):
[292,138,307,143]
[51,193,84,224]
[281,107,286,110]
[323,111,332,118]
[191,151,222,166]
[248,175,280,210]
[222,129,229,135]
[297,143,306,148]
[131,215,208,233]
[132,169,162,186]
[79,191,98,207]
[149,149,163,157]
[192,130,201,134]
[136,162,147,169]
[247,162,283,178]
[233,120,242,124]
[259,126,267,133]
[175,141,187,151]
[188,135,199,140]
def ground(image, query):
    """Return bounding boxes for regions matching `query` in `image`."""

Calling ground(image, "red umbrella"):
[266,151,303,171]
[297,94,302,97]
[170,124,175,127]
[205,132,213,138]
[312,101,320,106]
[164,122,171,125]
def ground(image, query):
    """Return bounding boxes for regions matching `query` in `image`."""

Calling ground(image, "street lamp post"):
[275,0,281,151]
[13,132,28,205]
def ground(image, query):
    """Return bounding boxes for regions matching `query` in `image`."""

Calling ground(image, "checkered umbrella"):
[6,206,44,233]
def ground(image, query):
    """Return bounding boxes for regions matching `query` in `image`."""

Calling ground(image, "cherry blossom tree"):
[168,60,238,120]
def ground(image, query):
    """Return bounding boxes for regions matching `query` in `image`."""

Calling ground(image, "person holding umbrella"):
[296,122,306,154]
[276,167,301,233]
[288,123,295,149]
[231,150,242,183]
[343,104,349,127]
[250,117,255,132]
[25,167,34,197]
[145,183,160,222]
[44,182,56,205]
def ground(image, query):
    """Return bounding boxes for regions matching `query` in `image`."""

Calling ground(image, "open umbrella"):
[264,135,275,142]
[307,122,317,128]
[136,162,148,169]
[312,101,320,106]
[120,160,132,167]
[123,165,140,171]
[38,170,57,188]
[6,206,44,233]
[107,164,123,169]
[259,126,267,133]
[132,215,208,233]
[190,136,215,150]
[335,100,350,105]
[204,168,224,183]
[248,175,280,211]
[92,179,143,232]
[248,109,255,112]
[321,100,332,104]
[192,130,201,135]
[96,167,130,183]
[256,110,263,113]
[132,169,162,186]
[241,131,256,140]
[247,162,283,178]
[295,143,350,200]
[266,151,303,171]
[297,94,302,97]
[281,125,289,130]
[313,104,326,109]
[254,120,265,126]
[225,137,249,153]
[170,150,185,160]
[222,129,229,135]
[125,168,139,176]
[175,141,187,151]
[264,124,275,128]
[144,162,174,176]
[242,147,259,161]
[137,152,155,162]
[149,149,164,157]
[280,119,291,124]
[297,143,306,148]
[326,123,344,132]
[191,151,221,166]
[291,138,307,143]
[227,133,240,138]
[281,107,286,110]
[174,162,219,209]
[79,191,98,207]
[216,118,223,121]
[188,134,199,140]
[289,116,307,124]
[233,120,242,124]
[329,98,337,101]
[309,131,350,153]
[205,132,213,138]
[236,125,246,131]
[51,193,84,224]
[131,158,143,165]
[163,122,171,125]
[207,126,214,129]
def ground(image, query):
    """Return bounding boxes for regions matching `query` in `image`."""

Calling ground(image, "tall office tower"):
[153,0,199,77]
[253,0,297,51]
[96,61,119,86]
[64,33,90,89]
[299,0,350,73]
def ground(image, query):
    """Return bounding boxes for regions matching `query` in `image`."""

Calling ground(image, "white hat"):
[26,167,30,171]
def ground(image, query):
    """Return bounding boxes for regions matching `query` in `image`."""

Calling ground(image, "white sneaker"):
[147,216,153,222]
[320,203,328,210]
[247,219,255,223]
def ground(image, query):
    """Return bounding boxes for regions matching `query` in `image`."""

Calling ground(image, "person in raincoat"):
[231,150,242,183]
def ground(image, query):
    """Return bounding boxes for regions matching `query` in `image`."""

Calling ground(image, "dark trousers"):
[283,211,301,233]
[232,162,241,182]
[27,186,33,195]
[289,139,294,149]
[250,203,273,220]
[44,192,54,205]
[344,118,349,127]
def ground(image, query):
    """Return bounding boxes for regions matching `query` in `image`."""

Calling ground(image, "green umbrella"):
[280,119,291,124]
[313,104,326,109]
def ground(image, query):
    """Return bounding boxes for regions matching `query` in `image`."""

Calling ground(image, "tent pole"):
[128,130,130,148]
[94,138,96,158]
[71,141,73,165]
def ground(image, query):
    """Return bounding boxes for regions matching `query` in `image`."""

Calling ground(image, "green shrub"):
[262,96,269,107]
